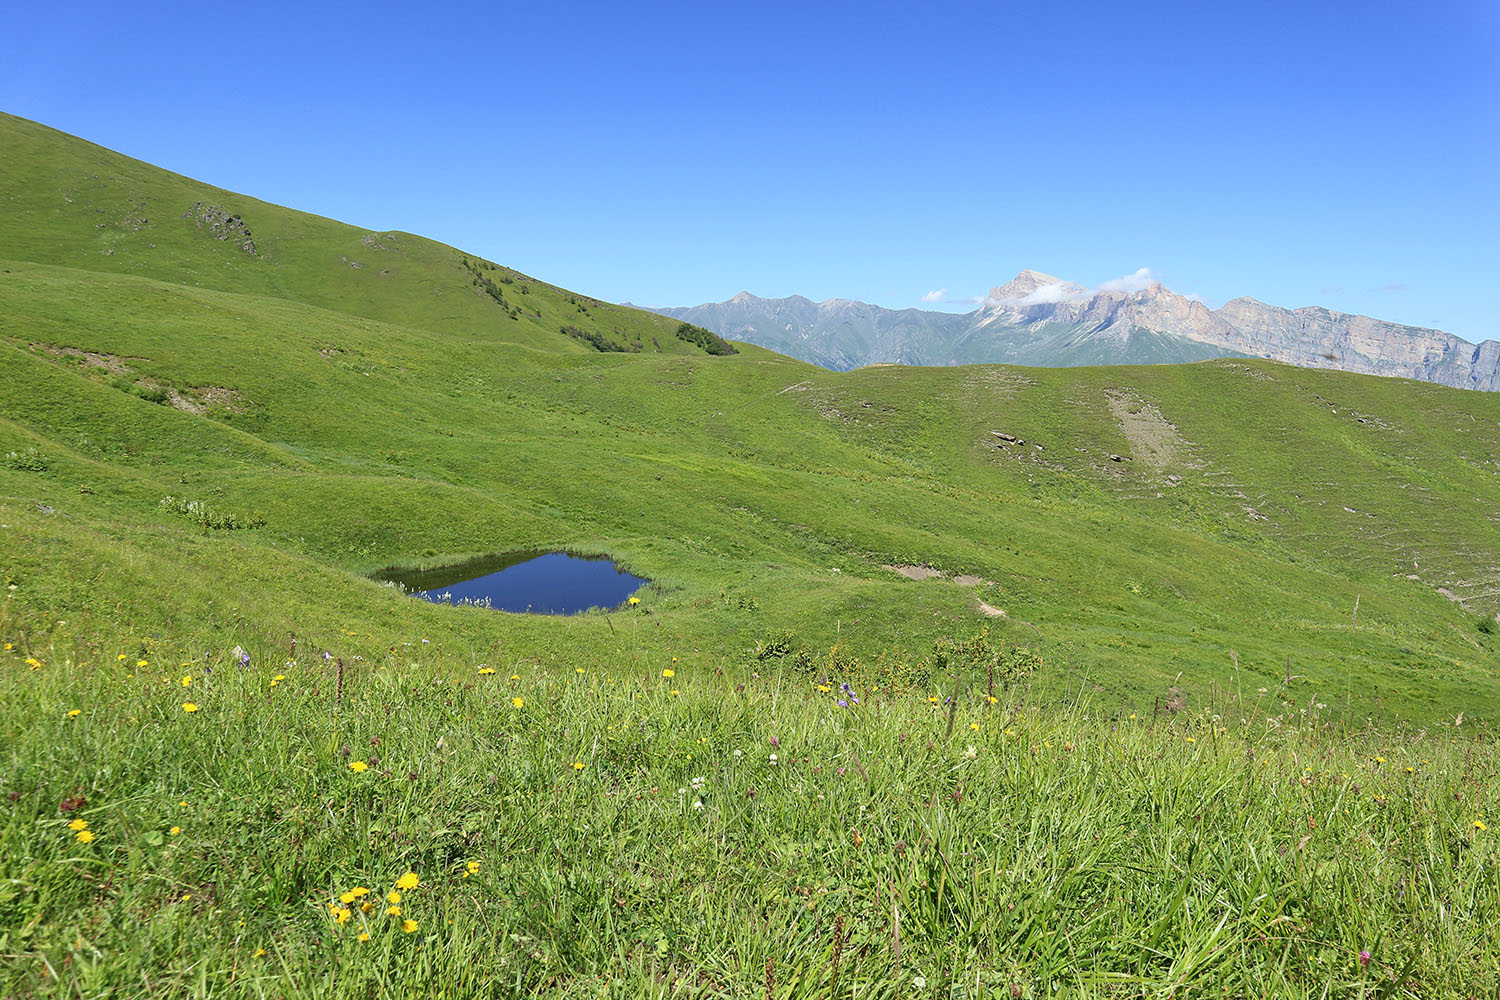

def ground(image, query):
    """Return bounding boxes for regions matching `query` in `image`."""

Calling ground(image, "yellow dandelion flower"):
[928,695,939,704]
[117,654,127,661]
[26,657,41,669]
[334,907,352,924]
[628,596,640,605]
[273,674,286,682]
[76,830,95,844]
[178,800,188,807]
[662,668,675,678]
[572,761,585,770]
[466,861,481,875]
[181,702,199,713]
[68,818,88,831]
[181,676,191,688]
[969,722,980,731]
[478,667,496,675]
[387,890,402,904]
[67,709,81,718]
[395,872,419,891]
[1476,820,1488,831]
[350,887,369,897]
[137,659,148,667]
[512,697,524,708]
[349,761,368,773]
[671,689,680,696]
[357,931,370,942]
[361,901,374,913]
[510,673,520,681]
[340,891,358,904]
[985,695,998,704]
[385,904,402,916]
[575,668,585,674]
[170,826,181,836]
[402,919,418,934]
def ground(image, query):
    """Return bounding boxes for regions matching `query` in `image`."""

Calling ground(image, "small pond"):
[374,551,648,615]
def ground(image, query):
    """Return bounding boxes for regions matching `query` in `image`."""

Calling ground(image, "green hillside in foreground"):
[2,114,1500,997]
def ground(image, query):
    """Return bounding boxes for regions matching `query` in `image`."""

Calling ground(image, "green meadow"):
[2,112,1498,996]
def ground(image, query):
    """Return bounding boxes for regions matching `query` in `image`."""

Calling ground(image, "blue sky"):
[4,0,1497,340]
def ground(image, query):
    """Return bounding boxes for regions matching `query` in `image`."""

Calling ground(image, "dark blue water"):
[374,551,647,615]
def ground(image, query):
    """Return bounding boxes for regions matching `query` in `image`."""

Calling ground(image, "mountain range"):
[646,271,1500,390]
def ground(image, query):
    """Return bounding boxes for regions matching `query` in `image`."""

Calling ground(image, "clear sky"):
[4,0,1497,341]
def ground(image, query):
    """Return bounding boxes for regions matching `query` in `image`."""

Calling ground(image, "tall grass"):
[3,611,1494,997]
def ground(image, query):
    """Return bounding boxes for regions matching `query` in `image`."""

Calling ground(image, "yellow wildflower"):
[334,907,352,924]
[385,904,402,916]
[1476,820,1488,831]
[510,674,520,681]
[387,890,402,904]
[572,761,585,771]
[26,657,41,669]
[170,826,181,836]
[254,948,267,957]
[181,676,191,688]
[662,668,675,678]
[478,667,496,675]
[512,697,524,708]
[402,919,418,934]
[181,702,199,713]
[76,830,95,844]
[68,818,88,831]
[67,709,81,718]
[969,722,980,731]
[357,931,370,942]
[466,861,481,876]
[349,761,368,773]
[137,659,148,667]
[628,596,640,605]
[340,891,358,904]
[395,872,419,890]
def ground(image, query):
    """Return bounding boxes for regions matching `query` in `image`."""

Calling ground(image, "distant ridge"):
[654,274,1500,390]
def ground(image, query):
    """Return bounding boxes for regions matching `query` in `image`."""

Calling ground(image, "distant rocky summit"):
[650,271,1500,390]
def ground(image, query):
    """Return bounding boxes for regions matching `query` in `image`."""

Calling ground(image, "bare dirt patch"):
[34,343,140,374]
[883,565,993,586]
[884,564,945,581]
[976,600,1007,618]
[1104,390,1198,474]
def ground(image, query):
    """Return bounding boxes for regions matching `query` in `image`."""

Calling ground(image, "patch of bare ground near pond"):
[32,343,140,374]
[883,565,992,587]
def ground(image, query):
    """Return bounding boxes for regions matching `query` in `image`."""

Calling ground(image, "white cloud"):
[920,288,947,303]
[1097,267,1161,293]
[1012,281,1090,306]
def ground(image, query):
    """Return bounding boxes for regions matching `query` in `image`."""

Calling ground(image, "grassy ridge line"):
[0,112,715,359]
[2,632,1496,996]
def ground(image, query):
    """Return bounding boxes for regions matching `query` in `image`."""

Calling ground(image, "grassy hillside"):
[0,113,726,359]
[3,252,1497,720]
[2,115,1499,995]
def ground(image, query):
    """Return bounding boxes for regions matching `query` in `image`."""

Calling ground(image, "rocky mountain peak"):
[986,269,1072,303]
